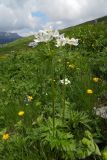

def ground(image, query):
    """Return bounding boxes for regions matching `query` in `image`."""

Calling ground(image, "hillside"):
[0,15,107,160]
[0,35,34,55]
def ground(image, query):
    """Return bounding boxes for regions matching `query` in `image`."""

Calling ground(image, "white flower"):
[60,78,71,85]
[55,34,67,47]
[34,29,53,43]
[28,42,38,47]
[52,30,60,38]
[94,107,107,119]
[29,27,79,48]
[67,38,79,46]
[55,34,78,47]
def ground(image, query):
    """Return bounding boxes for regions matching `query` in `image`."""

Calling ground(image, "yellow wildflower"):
[68,64,75,69]
[93,77,100,83]
[86,89,93,94]
[27,96,33,102]
[2,133,9,140]
[18,111,24,116]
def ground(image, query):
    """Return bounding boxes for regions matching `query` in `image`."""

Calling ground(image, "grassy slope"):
[0,36,34,55]
[0,16,107,159]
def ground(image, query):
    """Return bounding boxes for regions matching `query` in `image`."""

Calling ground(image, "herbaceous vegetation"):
[0,20,107,160]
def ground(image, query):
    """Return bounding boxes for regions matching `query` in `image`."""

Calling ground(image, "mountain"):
[0,32,21,44]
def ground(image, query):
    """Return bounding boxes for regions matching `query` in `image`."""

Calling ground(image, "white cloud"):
[38,0,107,21]
[0,0,107,36]
[0,0,40,35]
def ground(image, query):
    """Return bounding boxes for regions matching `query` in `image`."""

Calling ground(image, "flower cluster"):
[29,27,78,48]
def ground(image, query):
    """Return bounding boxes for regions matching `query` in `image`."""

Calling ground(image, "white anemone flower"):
[60,78,71,85]
[29,27,78,48]
[34,29,53,43]
[55,34,67,47]
[53,30,60,38]
[55,34,78,47]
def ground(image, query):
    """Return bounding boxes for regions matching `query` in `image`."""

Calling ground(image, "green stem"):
[62,59,66,122]
[51,57,55,137]
[47,42,55,137]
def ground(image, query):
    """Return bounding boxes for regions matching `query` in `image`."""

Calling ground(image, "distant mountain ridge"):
[0,32,21,44]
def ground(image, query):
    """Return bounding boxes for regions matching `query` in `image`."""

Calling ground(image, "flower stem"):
[51,57,55,137]
[62,59,66,122]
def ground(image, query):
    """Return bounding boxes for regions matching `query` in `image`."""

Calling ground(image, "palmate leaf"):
[37,117,76,159]
[64,105,91,130]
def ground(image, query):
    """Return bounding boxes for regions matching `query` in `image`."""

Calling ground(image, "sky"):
[0,0,107,36]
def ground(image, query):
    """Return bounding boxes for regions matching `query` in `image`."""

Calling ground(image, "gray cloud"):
[0,0,107,36]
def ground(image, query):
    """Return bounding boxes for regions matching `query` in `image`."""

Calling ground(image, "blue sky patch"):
[32,11,50,23]
[32,11,46,17]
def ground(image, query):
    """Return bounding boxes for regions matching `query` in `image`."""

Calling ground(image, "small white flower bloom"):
[55,34,67,47]
[60,78,71,85]
[53,30,60,38]
[94,107,107,119]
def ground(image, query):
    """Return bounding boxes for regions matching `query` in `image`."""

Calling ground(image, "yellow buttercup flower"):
[93,77,100,83]
[2,133,9,140]
[27,96,33,102]
[18,111,24,116]
[86,89,93,94]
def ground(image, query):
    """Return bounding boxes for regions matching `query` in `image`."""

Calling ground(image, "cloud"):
[0,0,107,36]
[38,0,107,22]
[0,0,40,34]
